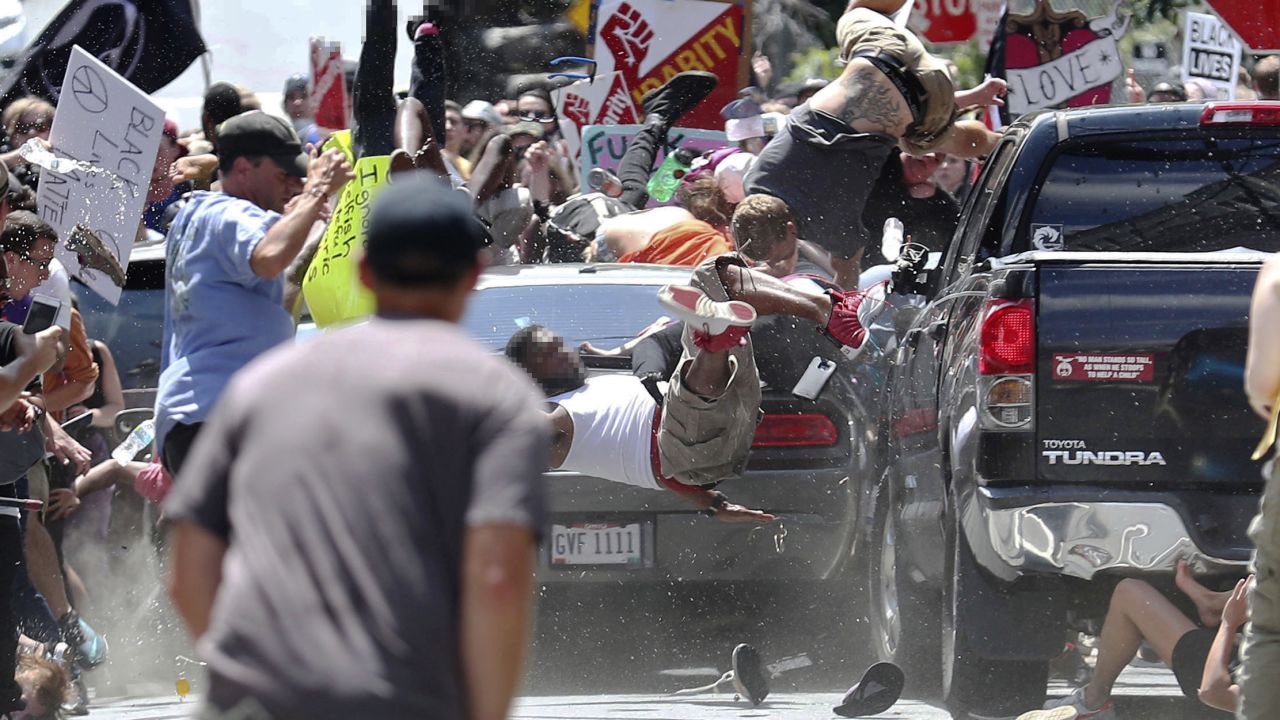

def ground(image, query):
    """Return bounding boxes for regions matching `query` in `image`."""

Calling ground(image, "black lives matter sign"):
[1182,11,1242,97]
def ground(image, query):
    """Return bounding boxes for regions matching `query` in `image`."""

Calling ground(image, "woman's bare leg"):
[1085,579,1197,708]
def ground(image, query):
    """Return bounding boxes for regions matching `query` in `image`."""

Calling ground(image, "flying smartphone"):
[22,294,61,335]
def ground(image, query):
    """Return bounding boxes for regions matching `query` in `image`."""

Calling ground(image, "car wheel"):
[941,509,1048,718]
[866,481,940,691]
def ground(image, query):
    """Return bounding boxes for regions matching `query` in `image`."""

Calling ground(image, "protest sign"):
[300,130,384,327]
[1001,0,1130,115]
[310,38,348,131]
[578,124,729,206]
[1181,11,1241,100]
[36,45,163,305]
[557,0,748,161]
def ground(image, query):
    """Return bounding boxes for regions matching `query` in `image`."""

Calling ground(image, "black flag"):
[0,0,206,107]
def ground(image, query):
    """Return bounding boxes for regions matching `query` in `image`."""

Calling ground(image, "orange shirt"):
[619,219,733,267]
[43,308,99,422]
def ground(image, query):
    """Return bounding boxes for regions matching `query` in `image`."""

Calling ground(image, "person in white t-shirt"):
[507,233,871,521]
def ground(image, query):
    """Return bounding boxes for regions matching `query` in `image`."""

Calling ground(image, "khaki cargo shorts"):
[657,254,763,487]
[1240,457,1280,719]
[836,8,956,154]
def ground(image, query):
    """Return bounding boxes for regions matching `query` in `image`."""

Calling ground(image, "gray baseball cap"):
[460,100,502,127]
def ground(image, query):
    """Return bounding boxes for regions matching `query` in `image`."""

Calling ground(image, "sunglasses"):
[20,254,52,271]
[516,111,557,124]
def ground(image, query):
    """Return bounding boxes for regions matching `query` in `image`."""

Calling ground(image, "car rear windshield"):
[76,260,166,389]
[1026,133,1280,253]
[463,283,668,352]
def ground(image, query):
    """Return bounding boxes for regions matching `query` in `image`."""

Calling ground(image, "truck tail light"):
[1200,103,1280,126]
[979,300,1035,375]
[979,299,1035,431]
[752,413,838,448]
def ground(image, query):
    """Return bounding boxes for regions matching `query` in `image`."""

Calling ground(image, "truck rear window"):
[1027,135,1280,252]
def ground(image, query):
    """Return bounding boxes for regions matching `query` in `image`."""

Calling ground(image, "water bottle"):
[112,418,155,466]
[881,217,904,263]
[646,147,698,202]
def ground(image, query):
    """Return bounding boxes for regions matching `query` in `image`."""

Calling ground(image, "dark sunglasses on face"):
[517,111,557,124]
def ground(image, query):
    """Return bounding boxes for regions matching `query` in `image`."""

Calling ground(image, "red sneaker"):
[692,325,750,352]
[822,289,869,360]
[658,285,756,335]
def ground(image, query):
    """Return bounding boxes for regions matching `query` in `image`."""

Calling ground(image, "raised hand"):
[1223,575,1253,630]
[1125,68,1145,104]
[306,147,355,197]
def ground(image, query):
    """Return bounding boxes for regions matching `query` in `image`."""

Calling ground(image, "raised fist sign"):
[602,3,654,74]
[562,93,591,127]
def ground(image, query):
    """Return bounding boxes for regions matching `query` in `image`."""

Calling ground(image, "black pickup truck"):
[860,101,1280,718]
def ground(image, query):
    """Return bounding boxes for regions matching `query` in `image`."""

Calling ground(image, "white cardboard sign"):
[1182,11,1242,101]
[36,45,163,305]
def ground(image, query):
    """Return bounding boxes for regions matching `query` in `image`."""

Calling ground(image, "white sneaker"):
[1016,707,1079,720]
[1020,687,1115,720]
[657,285,756,336]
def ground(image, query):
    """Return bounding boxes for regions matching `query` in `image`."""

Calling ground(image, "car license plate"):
[549,522,645,566]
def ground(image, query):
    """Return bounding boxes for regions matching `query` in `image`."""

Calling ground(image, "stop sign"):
[910,0,975,44]
[908,0,1004,46]
[1206,0,1280,52]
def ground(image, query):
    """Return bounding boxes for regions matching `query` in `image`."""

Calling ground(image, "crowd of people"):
[0,0,1275,718]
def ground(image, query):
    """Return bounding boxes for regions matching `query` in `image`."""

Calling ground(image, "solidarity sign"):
[556,0,747,161]
[36,46,163,305]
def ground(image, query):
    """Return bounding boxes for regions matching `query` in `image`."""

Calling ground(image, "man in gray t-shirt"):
[165,176,548,720]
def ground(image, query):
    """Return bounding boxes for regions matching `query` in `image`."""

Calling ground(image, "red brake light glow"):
[752,413,838,448]
[1200,102,1280,126]
[979,300,1035,375]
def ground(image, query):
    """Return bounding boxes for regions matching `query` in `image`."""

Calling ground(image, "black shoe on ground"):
[639,71,718,126]
[833,662,904,717]
[730,643,769,706]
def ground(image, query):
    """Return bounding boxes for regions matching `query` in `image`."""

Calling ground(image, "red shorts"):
[133,460,172,505]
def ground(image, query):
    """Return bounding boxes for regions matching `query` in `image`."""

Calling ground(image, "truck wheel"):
[941,522,1048,718]
[867,488,940,691]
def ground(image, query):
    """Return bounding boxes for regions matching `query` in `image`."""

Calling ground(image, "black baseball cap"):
[217,111,309,178]
[364,172,489,285]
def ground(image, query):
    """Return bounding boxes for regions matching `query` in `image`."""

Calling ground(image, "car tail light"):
[1200,103,1280,126]
[979,299,1035,432]
[979,300,1035,375]
[752,413,838,447]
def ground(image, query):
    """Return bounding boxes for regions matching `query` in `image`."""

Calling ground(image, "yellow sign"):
[301,131,385,327]
[567,0,592,35]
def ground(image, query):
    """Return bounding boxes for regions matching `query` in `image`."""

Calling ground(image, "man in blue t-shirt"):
[155,111,353,476]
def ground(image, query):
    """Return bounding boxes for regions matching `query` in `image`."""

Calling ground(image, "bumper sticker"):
[1052,353,1154,382]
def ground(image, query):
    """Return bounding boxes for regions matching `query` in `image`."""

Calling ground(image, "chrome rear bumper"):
[980,499,1250,580]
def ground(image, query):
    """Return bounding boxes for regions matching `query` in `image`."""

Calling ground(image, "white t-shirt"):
[550,374,661,491]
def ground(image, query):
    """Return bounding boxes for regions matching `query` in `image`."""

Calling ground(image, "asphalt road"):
[82,668,1215,720]
[71,582,1231,719]
[82,655,1223,720]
